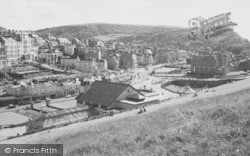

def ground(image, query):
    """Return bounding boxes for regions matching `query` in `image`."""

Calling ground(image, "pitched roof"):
[77,81,136,106]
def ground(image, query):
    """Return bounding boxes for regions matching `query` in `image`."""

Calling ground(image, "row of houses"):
[190,49,230,75]
[0,31,39,68]
[1,78,88,106]
[61,56,108,74]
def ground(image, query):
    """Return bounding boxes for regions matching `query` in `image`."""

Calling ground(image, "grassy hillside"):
[36,23,185,40]
[36,23,250,55]
[24,88,249,156]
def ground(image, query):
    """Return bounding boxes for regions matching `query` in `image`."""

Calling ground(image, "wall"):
[109,86,142,109]
[190,54,228,75]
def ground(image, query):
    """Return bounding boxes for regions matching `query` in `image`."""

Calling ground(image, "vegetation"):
[0,69,12,80]
[32,88,249,156]
[36,23,250,53]
[36,23,185,40]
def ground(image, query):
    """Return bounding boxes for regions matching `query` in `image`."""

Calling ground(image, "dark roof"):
[77,81,138,106]
[46,107,86,117]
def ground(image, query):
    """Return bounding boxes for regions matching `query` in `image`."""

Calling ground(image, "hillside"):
[36,23,185,40]
[36,23,249,52]
[2,77,250,156]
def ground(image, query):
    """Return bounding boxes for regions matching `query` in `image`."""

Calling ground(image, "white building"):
[63,44,76,56]
[39,49,62,65]
[61,56,108,73]
[0,42,6,69]
[57,38,71,45]
[1,37,19,66]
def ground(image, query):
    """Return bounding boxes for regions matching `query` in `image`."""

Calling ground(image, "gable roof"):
[76,81,140,106]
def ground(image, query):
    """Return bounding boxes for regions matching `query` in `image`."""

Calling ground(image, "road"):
[130,65,179,100]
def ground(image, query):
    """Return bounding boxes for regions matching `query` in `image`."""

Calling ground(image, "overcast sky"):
[0,0,249,39]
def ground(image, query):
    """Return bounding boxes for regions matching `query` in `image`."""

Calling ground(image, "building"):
[5,79,83,105]
[97,40,105,47]
[191,52,229,75]
[57,38,71,45]
[120,52,138,69]
[29,33,47,47]
[0,31,38,64]
[106,54,120,70]
[115,42,125,50]
[6,65,51,79]
[76,45,87,54]
[63,44,76,56]
[16,33,33,60]
[84,50,102,60]
[1,37,18,66]
[71,38,81,45]
[31,46,39,60]
[39,49,62,65]
[61,56,108,73]
[157,51,171,64]
[76,81,146,110]
[105,42,116,49]
[0,42,6,69]
[137,49,154,66]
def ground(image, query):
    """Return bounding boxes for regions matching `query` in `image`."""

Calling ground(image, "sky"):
[0,0,249,39]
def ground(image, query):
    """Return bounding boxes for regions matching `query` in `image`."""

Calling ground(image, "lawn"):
[30,88,249,156]
[0,111,29,125]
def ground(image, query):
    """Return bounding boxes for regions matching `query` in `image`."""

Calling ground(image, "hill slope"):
[2,77,250,156]
[36,23,249,52]
[36,23,185,40]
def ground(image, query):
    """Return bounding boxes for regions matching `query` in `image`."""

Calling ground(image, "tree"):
[0,69,12,80]
[56,56,62,64]
[226,44,244,55]
[21,55,26,61]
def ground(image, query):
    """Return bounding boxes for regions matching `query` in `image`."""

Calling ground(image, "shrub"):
[158,134,165,141]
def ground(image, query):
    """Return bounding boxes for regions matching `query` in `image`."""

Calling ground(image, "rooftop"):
[119,96,159,105]
[76,81,142,106]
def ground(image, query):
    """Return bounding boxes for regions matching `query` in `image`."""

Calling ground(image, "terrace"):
[43,111,88,128]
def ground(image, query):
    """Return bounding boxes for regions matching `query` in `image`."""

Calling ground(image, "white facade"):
[61,57,108,73]
[39,51,62,64]
[3,38,19,66]
[0,43,6,69]
[64,44,76,56]
[57,38,71,45]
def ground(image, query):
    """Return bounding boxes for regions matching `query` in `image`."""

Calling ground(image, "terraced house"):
[1,37,19,66]
[61,56,108,73]
[0,30,39,66]
[0,42,6,68]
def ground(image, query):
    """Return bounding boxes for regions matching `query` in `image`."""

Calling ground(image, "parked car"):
[65,94,72,98]
[34,99,42,103]
[24,101,32,104]
[7,104,16,109]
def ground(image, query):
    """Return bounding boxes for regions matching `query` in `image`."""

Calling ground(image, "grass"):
[32,89,249,156]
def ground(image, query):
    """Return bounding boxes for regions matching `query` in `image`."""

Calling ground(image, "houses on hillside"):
[0,30,39,68]
[38,48,62,65]
[190,51,230,75]
[61,56,108,73]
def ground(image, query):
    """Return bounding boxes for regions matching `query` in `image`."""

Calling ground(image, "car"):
[7,104,16,109]
[24,101,32,104]
[34,99,42,103]
[65,94,72,98]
